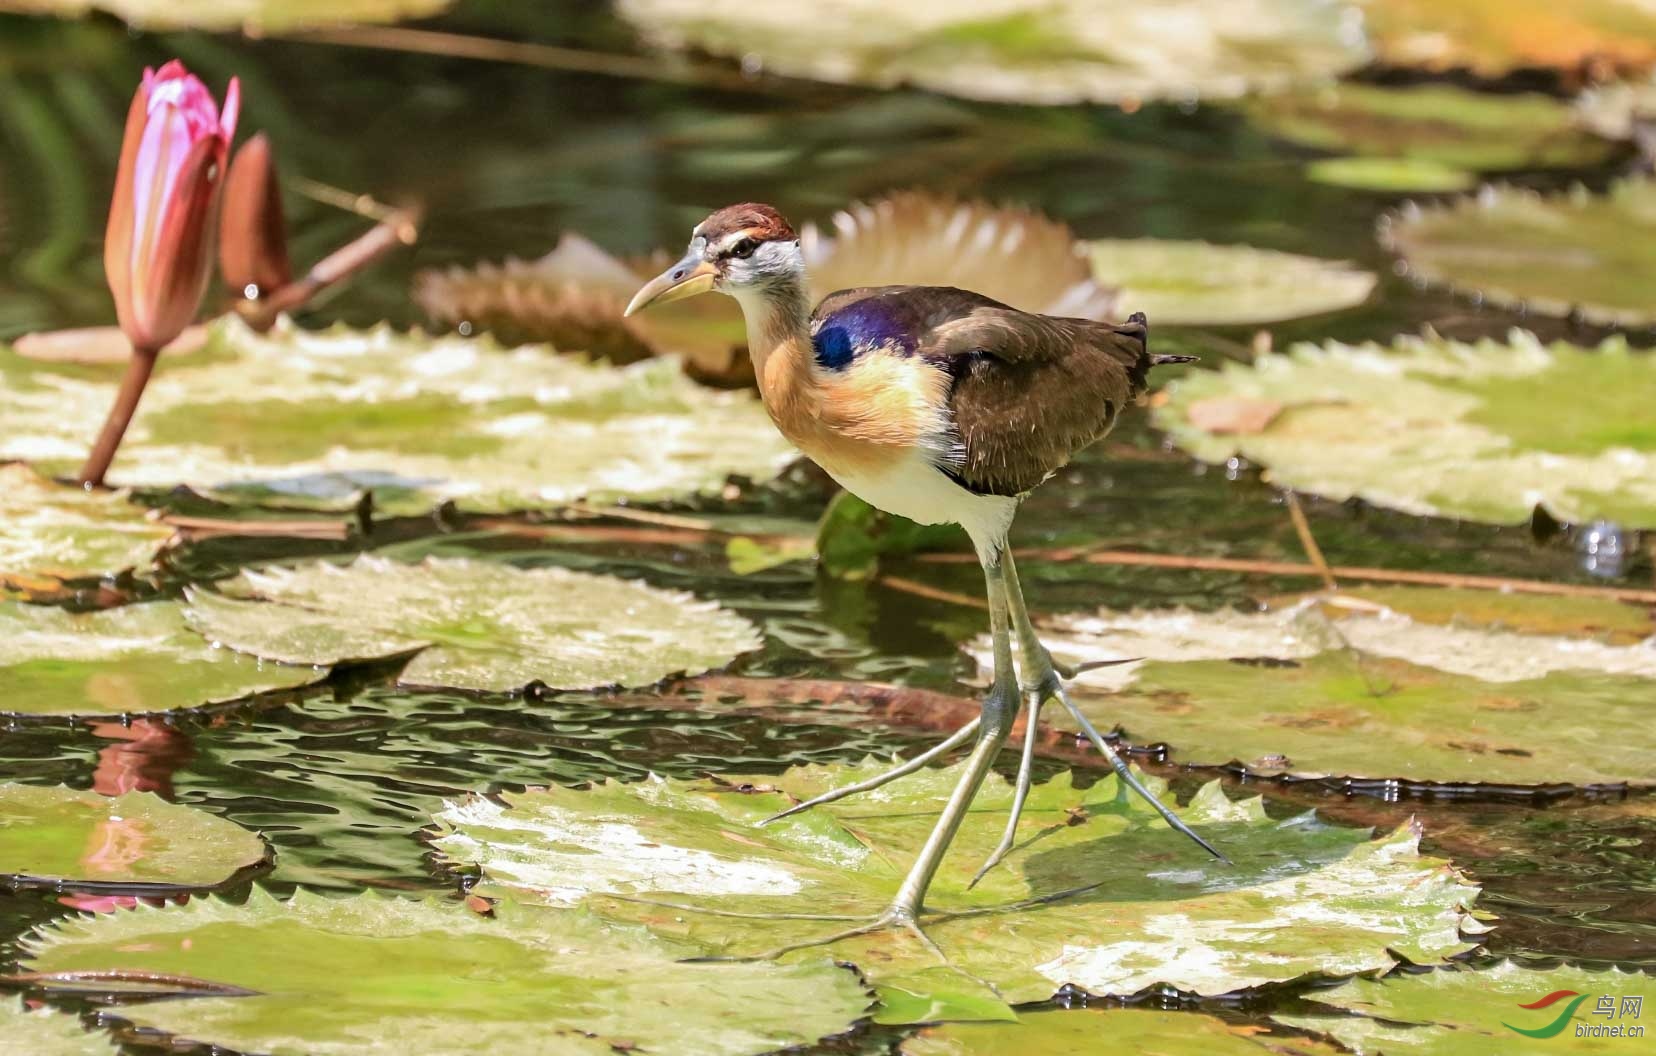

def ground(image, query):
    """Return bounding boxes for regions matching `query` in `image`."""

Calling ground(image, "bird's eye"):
[729,237,758,260]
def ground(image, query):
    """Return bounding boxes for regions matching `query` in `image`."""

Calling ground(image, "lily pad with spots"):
[18,889,873,1056]
[0,998,118,1056]
[1090,240,1376,325]
[0,784,267,889]
[905,1007,1344,1055]
[0,600,320,720]
[1157,331,1656,526]
[0,463,173,594]
[429,763,1482,1019]
[617,0,1369,106]
[0,0,451,31]
[984,590,1656,787]
[1382,180,1656,328]
[1243,83,1617,176]
[183,556,763,693]
[1275,961,1656,1054]
[0,317,795,513]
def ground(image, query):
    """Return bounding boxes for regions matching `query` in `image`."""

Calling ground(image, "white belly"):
[823,449,1018,562]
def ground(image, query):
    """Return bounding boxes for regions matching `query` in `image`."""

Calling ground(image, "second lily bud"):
[220,132,292,307]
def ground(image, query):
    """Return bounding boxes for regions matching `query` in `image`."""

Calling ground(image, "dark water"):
[1,3,1654,1053]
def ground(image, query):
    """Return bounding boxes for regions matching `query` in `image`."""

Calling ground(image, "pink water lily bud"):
[104,60,240,351]
[220,132,292,301]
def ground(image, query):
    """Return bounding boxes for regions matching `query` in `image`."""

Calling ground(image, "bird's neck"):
[730,278,813,406]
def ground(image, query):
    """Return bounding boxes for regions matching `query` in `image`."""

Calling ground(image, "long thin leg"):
[757,716,981,825]
[711,552,1022,962]
[1001,552,1229,864]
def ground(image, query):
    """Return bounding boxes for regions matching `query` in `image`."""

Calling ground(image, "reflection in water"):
[89,719,194,797]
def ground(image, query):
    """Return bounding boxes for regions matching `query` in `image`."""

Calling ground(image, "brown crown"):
[696,202,797,243]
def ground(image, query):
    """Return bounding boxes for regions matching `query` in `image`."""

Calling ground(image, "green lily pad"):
[1354,0,1656,79]
[1276,961,1656,1054]
[430,763,1482,1016]
[905,1007,1344,1055]
[817,491,964,580]
[0,599,320,719]
[0,0,452,31]
[0,998,118,1056]
[1157,331,1656,526]
[0,463,173,591]
[1090,241,1375,325]
[184,556,763,693]
[18,889,873,1056]
[1306,157,1476,193]
[1244,84,1616,173]
[994,591,1656,786]
[0,318,795,513]
[802,192,1118,318]
[0,784,267,889]
[1382,180,1656,328]
[616,0,1368,106]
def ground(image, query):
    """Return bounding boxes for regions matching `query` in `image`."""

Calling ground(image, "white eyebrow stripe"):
[713,229,754,254]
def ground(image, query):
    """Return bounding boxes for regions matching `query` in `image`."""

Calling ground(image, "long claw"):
[1054,686,1230,864]
[758,717,980,825]
[967,694,1044,889]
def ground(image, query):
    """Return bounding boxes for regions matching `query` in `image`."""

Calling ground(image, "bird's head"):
[625,203,801,316]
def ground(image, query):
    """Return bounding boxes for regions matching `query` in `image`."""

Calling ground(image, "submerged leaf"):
[1244,83,1616,172]
[980,591,1656,786]
[1090,240,1376,325]
[1354,0,1656,79]
[817,492,964,581]
[1275,961,1656,1054]
[1383,179,1656,328]
[617,0,1368,105]
[801,191,1117,318]
[0,464,173,592]
[0,600,320,719]
[1157,330,1656,526]
[19,890,873,1056]
[0,0,452,31]
[430,763,1481,1015]
[0,317,794,513]
[0,784,266,888]
[0,998,118,1056]
[184,556,763,693]
[906,1007,1344,1055]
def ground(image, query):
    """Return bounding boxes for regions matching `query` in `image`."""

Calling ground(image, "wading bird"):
[627,203,1223,952]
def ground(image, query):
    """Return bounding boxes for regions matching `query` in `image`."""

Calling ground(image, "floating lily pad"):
[905,1007,1344,1055]
[0,463,173,592]
[0,318,794,513]
[1383,181,1656,328]
[1306,157,1476,193]
[0,0,452,31]
[184,556,762,693]
[1157,331,1656,526]
[988,591,1656,786]
[1245,84,1617,173]
[1354,0,1656,79]
[802,192,1117,318]
[0,784,266,889]
[18,889,872,1056]
[0,600,320,719]
[0,998,118,1056]
[430,763,1482,1016]
[1276,961,1656,1054]
[1090,241,1375,325]
[617,0,1368,105]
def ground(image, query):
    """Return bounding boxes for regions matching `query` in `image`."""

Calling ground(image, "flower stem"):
[77,344,158,487]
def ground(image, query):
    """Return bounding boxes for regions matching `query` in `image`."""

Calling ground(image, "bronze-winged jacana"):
[627,203,1224,955]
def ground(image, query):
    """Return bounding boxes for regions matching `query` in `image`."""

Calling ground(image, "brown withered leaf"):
[802,191,1119,319]
[1183,395,1285,435]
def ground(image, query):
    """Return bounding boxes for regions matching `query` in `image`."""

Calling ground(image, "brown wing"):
[920,300,1158,497]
